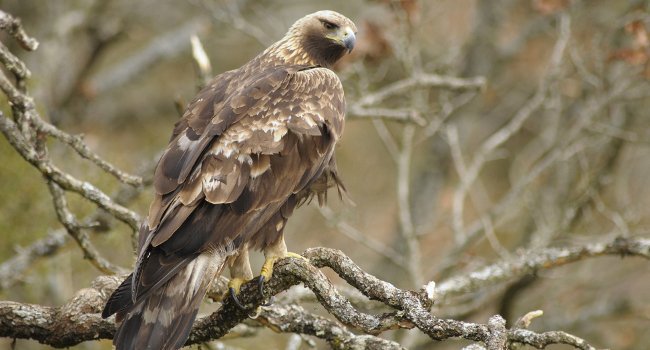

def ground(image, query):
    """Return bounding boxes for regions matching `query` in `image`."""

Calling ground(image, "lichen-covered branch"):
[1,237,638,348]
[256,304,406,350]
[0,10,39,50]
[435,236,650,302]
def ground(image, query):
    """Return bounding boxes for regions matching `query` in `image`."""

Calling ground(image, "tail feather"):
[102,273,134,320]
[111,250,229,350]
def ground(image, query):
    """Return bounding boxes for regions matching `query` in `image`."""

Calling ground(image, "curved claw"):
[229,287,246,310]
[256,275,275,306]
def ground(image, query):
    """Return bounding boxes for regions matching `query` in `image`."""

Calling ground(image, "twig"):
[191,35,213,89]
[87,19,208,95]
[35,120,143,186]
[355,73,485,108]
[448,14,571,244]
[0,10,39,50]
[198,0,274,46]
[46,181,123,275]
[348,106,426,125]
[0,154,156,290]
[371,118,400,162]
[396,125,423,286]
[0,230,68,290]
[0,113,141,230]
[257,304,406,350]
[434,74,636,279]
[509,329,595,350]
[0,41,31,79]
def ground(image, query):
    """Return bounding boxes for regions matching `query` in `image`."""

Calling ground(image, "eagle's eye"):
[321,20,338,30]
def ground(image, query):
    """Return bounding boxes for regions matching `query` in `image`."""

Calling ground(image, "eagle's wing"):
[103,65,345,350]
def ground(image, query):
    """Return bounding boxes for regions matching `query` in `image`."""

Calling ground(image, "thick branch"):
[0,276,118,348]
[0,241,626,348]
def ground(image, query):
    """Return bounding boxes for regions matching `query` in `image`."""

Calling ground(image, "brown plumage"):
[102,10,356,350]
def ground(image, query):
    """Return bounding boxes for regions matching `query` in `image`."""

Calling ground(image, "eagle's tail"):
[106,251,228,350]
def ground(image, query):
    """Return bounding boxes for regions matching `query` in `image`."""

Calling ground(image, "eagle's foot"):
[227,277,249,309]
[257,251,307,302]
[226,247,254,310]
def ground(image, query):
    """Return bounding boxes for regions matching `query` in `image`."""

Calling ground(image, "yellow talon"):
[260,252,306,281]
[227,277,251,309]
[260,257,278,282]
[228,277,247,295]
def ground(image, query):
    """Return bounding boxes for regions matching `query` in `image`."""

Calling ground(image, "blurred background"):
[1,0,649,349]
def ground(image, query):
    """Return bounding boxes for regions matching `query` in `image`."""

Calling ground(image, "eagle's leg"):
[258,235,307,299]
[227,246,254,309]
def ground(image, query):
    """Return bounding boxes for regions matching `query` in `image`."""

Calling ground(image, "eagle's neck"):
[261,36,319,67]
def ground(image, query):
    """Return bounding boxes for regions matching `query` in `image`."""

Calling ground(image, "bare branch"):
[0,41,31,79]
[190,35,213,88]
[348,106,426,124]
[46,181,124,275]
[0,154,156,290]
[355,73,486,108]
[396,125,423,286]
[435,236,650,301]
[35,120,143,186]
[318,206,406,268]
[509,329,596,350]
[256,304,406,350]
[87,19,208,95]
[0,10,39,51]
[0,230,68,290]
[0,113,141,230]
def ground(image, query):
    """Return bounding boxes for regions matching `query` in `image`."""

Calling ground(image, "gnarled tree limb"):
[2,237,641,349]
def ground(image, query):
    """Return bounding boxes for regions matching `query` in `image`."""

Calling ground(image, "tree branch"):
[0,113,142,231]
[0,10,39,51]
[435,236,650,302]
[2,237,638,348]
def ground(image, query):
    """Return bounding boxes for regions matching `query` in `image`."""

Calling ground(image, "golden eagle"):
[102,10,356,350]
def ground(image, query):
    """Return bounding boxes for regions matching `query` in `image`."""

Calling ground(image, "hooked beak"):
[341,26,356,53]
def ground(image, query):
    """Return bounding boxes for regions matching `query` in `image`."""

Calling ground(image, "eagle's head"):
[286,10,357,67]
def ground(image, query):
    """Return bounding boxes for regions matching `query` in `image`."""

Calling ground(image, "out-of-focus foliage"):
[1,0,650,349]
